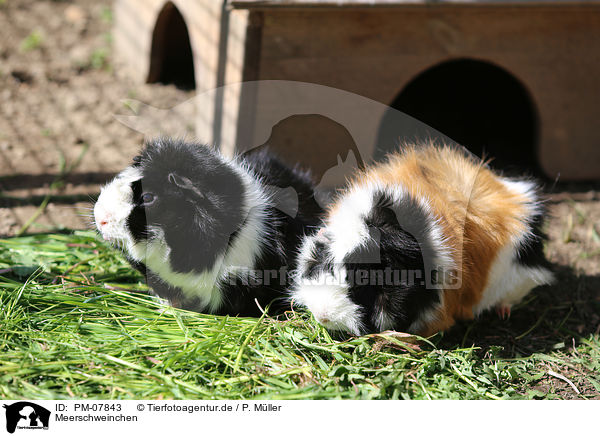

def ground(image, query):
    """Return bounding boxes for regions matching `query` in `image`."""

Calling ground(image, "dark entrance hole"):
[377,59,539,175]
[147,2,196,90]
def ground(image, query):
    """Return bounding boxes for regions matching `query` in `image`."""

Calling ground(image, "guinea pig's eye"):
[141,192,155,205]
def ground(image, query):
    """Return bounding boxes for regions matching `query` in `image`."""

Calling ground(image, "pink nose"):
[96,213,112,227]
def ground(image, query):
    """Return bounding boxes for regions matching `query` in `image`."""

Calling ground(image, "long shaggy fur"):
[291,144,554,336]
[94,138,322,316]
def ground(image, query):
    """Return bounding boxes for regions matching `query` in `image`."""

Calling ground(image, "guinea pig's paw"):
[495,304,511,320]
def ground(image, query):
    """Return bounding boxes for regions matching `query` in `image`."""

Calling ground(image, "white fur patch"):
[131,229,224,311]
[291,183,373,335]
[501,177,543,242]
[501,178,538,203]
[473,243,554,315]
[94,166,142,251]
[227,161,275,269]
[293,270,364,335]
[326,185,375,264]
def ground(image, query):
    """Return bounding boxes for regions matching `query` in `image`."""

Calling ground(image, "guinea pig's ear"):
[168,172,204,198]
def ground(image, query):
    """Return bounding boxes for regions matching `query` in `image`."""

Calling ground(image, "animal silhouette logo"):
[313,150,360,208]
[2,402,50,434]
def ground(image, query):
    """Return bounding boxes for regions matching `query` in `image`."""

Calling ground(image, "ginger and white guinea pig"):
[94,138,322,316]
[291,144,554,336]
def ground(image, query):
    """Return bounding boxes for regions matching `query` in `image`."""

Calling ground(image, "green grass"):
[100,6,113,24]
[0,232,599,399]
[19,30,43,52]
[88,47,110,71]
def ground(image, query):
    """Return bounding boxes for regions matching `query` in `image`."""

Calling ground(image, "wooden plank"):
[255,6,600,179]
[230,0,600,9]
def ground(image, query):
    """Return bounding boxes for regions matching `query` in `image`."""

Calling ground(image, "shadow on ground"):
[437,264,600,357]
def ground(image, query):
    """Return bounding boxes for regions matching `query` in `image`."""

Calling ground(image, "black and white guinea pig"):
[291,144,554,337]
[94,137,322,316]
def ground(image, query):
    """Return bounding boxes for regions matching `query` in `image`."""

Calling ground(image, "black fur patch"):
[516,210,552,269]
[303,240,334,279]
[343,191,441,334]
[127,179,148,242]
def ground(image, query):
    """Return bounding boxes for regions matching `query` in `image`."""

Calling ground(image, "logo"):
[2,402,50,434]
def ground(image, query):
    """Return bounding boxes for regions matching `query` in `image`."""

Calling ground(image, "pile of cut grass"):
[0,232,598,399]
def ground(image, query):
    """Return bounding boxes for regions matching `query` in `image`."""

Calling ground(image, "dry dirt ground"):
[0,0,599,399]
[0,0,193,236]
